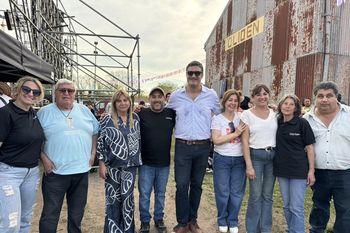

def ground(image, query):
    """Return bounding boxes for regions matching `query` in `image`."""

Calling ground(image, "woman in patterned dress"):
[97,90,142,233]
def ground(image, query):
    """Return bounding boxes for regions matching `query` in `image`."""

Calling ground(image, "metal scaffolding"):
[4,0,141,99]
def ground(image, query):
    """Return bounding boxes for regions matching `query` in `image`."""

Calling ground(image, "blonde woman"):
[0,76,44,233]
[97,90,142,233]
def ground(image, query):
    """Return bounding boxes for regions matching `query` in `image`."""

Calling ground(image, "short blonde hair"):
[13,76,44,100]
[110,89,134,129]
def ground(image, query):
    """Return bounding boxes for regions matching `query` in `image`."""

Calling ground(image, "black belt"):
[252,146,275,152]
[176,138,210,145]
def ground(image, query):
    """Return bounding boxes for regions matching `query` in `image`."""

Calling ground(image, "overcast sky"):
[0,0,228,90]
[64,0,228,76]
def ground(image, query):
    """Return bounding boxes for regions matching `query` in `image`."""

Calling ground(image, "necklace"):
[57,104,74,128]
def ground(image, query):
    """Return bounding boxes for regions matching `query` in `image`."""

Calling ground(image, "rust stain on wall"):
[295,53,323,100]
[272,0,290,65]
[227,1,233,35]
[215,21,223,72]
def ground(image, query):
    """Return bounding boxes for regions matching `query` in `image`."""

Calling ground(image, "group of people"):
[0,59,349,233]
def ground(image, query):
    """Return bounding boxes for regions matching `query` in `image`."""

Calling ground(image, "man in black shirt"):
[137,87,175,233]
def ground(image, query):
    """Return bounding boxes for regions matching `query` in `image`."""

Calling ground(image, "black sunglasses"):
[228,122,235,133]
[187,71,202,77]
[57,88,75,94]
[21,86,41,97]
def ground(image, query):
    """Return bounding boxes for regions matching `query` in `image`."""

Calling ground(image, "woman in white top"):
[241,84,278,233]
[211,89,247,233]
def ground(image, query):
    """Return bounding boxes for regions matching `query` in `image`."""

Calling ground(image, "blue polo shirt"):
[38,103,99,175]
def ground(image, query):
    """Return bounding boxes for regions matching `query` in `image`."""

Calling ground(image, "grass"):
[202,173,336,232]
[170,137,336,232]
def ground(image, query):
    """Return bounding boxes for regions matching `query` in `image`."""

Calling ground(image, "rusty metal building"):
[204,0,350,103]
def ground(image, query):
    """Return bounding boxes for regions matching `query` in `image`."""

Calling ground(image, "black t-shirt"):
[240,96,251,110]
[137,107,175,167]
[273,116,315,179]
[0,101,45,168]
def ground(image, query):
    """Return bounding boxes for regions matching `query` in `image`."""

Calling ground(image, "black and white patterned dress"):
[97,113,142,233]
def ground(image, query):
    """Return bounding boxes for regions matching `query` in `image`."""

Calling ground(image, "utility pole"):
[93,41,98,101]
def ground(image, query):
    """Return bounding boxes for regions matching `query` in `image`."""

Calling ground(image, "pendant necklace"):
[58,105,74,128]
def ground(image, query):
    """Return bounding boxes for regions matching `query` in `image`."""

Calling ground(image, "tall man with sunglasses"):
[37,79,99,233]
[167,61,221,233]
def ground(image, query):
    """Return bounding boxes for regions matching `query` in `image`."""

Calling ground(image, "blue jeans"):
[309,169,350,233]
[246,148,276,233]
[174,142,210,226]
[39,172,88,233]
[213,152,246,228]
[0,162,40,233]
[138,165,170,223]
[278,177,307,233]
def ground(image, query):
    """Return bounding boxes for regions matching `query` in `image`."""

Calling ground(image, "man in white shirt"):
[304,81,350,233]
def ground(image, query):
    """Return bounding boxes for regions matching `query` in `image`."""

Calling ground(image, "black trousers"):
[39,172,89,233]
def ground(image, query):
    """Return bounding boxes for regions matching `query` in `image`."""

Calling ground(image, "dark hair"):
[186,60,203,72]
[277,94,302,120]
[221,89,241,112]
[313,81,339,97]
[250,84,270,97]
[337,93,342,102]
[139,100,145,105]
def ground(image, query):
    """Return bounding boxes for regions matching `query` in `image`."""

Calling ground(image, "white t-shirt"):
[211,113,243,156]
[0,94,11,108]
[240,109,277,148]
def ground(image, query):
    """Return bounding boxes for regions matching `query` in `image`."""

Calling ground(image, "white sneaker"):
[229,226,239,233]
[219,226,228,232]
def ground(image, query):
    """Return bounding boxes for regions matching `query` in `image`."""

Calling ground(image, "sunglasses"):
[187,71,202,77]
[21,86,41,97]
[228,122,235,133]
[57,88,75,94]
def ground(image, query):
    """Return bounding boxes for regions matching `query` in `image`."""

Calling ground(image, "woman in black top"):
[0,76,45,233]
[274,94,315,233]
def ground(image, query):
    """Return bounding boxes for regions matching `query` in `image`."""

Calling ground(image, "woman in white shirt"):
[211,89,247,233]
[241,84,278,233]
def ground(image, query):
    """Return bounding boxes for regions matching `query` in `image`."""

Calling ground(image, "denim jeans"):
[278,177,307,233]
[246,148,276,233]
[174,142,210,226]
[39,172,88,233]
[138,165,170,223]
[309,169,350,233]
[0,162,40,233]
[213,152,246,228]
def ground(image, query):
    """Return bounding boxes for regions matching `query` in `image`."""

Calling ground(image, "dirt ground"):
[30,170,226,233]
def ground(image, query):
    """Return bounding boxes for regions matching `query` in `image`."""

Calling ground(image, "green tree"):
[157,81,179,94]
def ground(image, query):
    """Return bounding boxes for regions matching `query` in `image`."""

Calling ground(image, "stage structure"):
[4,0,140,100]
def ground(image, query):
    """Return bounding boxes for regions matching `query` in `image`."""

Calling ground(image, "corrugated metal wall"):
[204,0,350,103]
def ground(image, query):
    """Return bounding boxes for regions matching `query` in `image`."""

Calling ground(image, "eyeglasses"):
[228,122,235,133]
[187,71,202,77]
[21,86,41,97]
[57,88,75,94]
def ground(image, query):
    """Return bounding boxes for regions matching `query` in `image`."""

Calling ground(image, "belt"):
[253,146,275,152]
[176,138,210,145]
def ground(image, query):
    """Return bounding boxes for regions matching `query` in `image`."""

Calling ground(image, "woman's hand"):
[99,161,108,180]
[307,170,315,186]
[246,167,256,180]
[235,122,247,135]
[41,153,56,175]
